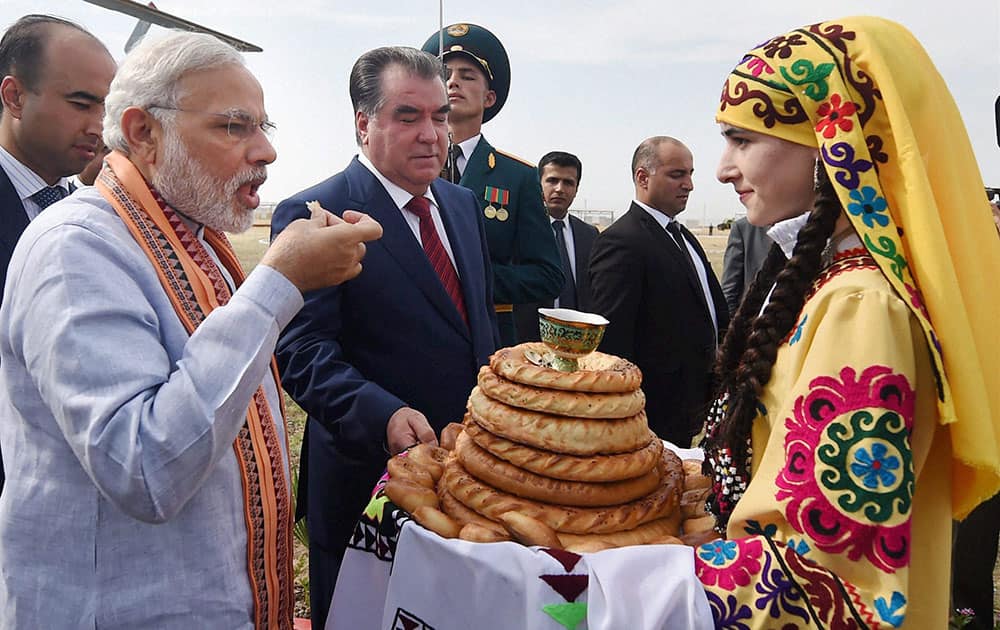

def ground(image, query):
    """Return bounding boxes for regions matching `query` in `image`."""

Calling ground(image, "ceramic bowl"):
[537,308,609,371]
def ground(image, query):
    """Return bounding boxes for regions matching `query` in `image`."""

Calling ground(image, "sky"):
[9,0,1000,224]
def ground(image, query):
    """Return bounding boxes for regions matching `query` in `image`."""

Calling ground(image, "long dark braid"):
[707,167,841,478]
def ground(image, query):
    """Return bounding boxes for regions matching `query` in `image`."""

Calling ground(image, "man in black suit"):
[589,136,728,447]
[270,46,498,627]
[515,151,599,341]
[0,15,114,491]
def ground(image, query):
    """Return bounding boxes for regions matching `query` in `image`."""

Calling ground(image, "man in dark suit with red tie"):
[270,46,499,627]
[515,151,599,341]
[0,15,115,492]
[589,136,728,447]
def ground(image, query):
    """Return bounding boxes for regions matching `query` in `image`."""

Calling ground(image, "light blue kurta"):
[0,187,302,628]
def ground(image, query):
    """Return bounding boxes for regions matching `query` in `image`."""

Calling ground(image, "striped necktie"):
[406,195,468,325]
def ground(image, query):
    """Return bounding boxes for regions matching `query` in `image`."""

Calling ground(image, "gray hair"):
[631,136,685,181]
[349,46,443,144]
[103,31,245,154]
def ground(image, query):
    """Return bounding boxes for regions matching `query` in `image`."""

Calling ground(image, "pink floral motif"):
[775,366,915,573]
[746,57,774,77]
[695,537,764,590]
[904,284,930,322]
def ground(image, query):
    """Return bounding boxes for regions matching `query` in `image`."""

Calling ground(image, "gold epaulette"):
[493,148,535,168]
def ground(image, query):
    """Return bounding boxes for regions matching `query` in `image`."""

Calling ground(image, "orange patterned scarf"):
[97,151,294,628]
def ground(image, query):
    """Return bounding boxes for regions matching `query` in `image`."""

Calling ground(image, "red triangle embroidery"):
[542,548,582,572]
[540,574,588,602]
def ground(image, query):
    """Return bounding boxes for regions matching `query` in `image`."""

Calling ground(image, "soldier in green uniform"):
[421,23,563,346]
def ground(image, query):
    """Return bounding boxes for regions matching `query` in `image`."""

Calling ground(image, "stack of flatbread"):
[385,342,719,552]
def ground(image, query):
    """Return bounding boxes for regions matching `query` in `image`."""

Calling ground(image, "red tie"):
[405,196,468,326]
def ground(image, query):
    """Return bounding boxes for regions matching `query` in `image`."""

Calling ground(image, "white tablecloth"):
[327,443,710,630]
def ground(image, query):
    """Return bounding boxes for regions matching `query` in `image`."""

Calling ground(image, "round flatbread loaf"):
[477,366,645,418]
[490,343,642,393]
[556,516,682,549]
[442,451,683,534]
[464,421,662,482]
[438,485,504,531]
[456,431,661,507]
[467,387,650,455]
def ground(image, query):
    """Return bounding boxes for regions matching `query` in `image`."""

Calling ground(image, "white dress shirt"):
[634,200,718,335]
[357,153,459,272]
[454,134,481,177]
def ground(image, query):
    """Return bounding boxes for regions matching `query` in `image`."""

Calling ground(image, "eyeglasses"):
[147,105,276,141]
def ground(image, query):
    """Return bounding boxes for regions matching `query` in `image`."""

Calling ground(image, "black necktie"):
[666,220,699,280]
[443,144,463,183]
[551,220,577,309]
[31,186,67,210]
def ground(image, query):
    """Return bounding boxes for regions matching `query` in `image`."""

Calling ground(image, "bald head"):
[632,136,694,217]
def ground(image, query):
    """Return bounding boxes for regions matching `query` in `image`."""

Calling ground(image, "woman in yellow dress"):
[698,16,1000,628]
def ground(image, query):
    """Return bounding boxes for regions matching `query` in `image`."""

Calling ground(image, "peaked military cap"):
[421,23,510,123]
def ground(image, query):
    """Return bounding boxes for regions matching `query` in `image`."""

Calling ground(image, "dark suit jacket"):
[589,203,728,446]
[514,214,599,342]
[721,217,773,316]
[0,167,32,493]
[1,168,30,305]
[270,157,499,574]
[459,136,563,344]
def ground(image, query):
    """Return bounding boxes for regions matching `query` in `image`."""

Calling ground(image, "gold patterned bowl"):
[537,308,609,372]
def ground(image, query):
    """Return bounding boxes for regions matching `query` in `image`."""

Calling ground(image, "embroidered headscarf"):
[715,16,1000,519]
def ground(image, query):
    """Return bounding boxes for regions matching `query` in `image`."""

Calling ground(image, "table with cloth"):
[325,444,711,630]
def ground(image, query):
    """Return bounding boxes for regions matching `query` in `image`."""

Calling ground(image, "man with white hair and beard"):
[0,31,382,629]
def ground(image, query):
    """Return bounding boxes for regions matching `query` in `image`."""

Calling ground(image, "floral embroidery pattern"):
[875,591,907,627]
[780,59,834,101]
[821,141,874,190]
[704,591,752,629]
[699,539,738,565]
[850,442,901,490]
[696,537,763,590]
[762,33,807,59]
[754,551,810,622]
[746,56,774,78]
[776,365,915,573]
[863,234,908,281]
[847,186,890,227]
[789,314,808,345]
[815,94,857,137]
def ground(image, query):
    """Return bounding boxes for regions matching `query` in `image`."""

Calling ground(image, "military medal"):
[484,186,510,220]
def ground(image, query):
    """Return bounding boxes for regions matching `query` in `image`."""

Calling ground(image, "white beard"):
[152,128,265,234]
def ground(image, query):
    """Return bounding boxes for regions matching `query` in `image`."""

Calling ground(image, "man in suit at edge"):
[421,23,562,346]
[269,46,499,627]
[720,215,771,316]
[0,14,115,492]
[589,136,728,447]
[515,150,599,342]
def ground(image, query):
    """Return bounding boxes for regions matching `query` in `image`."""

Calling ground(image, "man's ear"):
[120,107,161,166]
[356,110,370,145]
[635,167,649,190]
[483,89,497,109]
[0,76,27,119]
